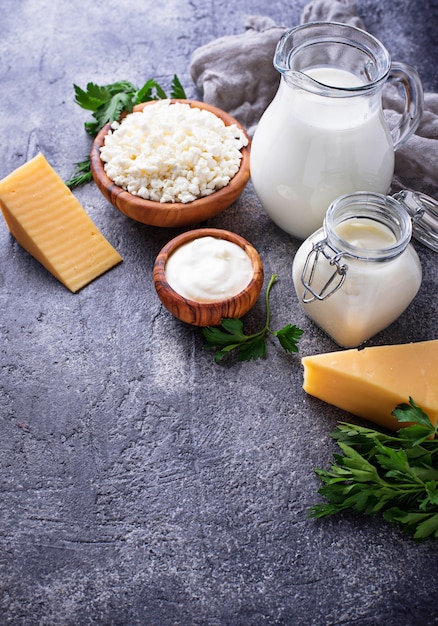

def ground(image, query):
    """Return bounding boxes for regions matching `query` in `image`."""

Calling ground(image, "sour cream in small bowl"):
[153,228,264,326]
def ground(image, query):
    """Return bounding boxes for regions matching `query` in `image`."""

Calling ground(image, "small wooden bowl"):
[90,99,251,227]
[153,228,264,326]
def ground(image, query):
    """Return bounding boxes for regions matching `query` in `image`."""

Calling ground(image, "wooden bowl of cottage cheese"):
[153,228,264,326]
[90,99,251,227]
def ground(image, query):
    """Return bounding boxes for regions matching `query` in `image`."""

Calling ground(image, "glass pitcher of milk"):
[250,22,424,240]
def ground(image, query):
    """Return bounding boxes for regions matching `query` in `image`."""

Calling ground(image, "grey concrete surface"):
[1,1,437,625]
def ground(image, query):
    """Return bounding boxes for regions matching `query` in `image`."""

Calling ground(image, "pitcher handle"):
[387,62,424,150]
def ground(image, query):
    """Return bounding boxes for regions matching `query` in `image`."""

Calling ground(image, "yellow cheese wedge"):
[0,153,122,292]
[302,340,438,430]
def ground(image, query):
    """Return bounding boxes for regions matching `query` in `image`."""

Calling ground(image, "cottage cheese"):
[100,100,248,203]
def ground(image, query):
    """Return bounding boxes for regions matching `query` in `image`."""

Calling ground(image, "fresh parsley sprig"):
[64,158,94,189]
[202,274,304,363]
[66,74,186,189]
[309,398,438,541]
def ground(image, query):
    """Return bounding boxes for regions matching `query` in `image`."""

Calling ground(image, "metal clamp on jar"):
[292,190,438,348]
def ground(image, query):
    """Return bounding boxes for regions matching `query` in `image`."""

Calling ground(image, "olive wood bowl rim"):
[153,228,264,326]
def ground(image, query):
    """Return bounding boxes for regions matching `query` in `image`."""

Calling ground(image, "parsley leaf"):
[64,158,94,188]
[309,398,438,540]
[202,274,304,363]
[169,74,186,99]
[65,74,186,189]
[134,78,167,104]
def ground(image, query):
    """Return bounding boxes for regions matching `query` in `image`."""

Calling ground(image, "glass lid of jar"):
[393,189,438,253]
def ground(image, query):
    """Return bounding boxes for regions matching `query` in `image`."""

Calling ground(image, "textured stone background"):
[1,1,437,625]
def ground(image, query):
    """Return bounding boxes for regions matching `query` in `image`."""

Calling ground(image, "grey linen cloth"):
[190,0,438,198]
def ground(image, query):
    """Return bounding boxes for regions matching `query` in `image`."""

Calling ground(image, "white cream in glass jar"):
[292,192,422,347]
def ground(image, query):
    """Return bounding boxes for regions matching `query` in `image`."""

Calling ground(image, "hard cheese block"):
[0,153,122,292]
[302,340,438,430]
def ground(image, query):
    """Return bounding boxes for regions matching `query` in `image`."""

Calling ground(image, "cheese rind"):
[0,153,122,292]
[302,340,438,430]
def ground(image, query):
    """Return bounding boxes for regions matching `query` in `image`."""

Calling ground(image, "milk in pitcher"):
[251,67,394,239]
[250,22,423,240]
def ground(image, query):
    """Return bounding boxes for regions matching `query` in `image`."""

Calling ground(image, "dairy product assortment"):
[100,99,248,204]
[165,235,254,302]
[0,76,434,431]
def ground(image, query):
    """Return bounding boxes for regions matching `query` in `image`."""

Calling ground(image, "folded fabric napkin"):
[190,0,438,198]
